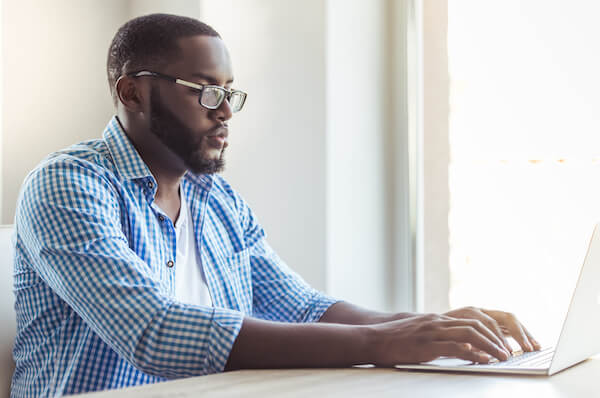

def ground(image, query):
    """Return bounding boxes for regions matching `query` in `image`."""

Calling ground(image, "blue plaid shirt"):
[11,116,337,397]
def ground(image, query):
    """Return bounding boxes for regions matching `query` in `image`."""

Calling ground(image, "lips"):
[206,126,228,149]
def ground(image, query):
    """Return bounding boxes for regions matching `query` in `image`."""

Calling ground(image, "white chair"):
[0,225,15,398]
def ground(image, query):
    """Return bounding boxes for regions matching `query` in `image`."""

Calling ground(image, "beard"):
[148,87,226,174]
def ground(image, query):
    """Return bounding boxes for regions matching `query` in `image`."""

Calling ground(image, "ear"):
[115,75,145,112]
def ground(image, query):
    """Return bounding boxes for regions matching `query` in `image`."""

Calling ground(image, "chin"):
[186,156,225,175]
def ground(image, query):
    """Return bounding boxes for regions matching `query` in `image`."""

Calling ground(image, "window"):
[448,0,600,345]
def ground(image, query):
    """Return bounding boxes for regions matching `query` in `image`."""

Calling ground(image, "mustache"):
[206,124,228,138]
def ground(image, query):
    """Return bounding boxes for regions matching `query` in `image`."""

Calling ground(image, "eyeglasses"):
[128,70,247,112]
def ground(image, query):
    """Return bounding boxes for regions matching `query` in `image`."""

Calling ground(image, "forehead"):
[166,35,233,82]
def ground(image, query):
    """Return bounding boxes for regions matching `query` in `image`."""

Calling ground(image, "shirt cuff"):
[206,307,245,373]
[301,292,341,323]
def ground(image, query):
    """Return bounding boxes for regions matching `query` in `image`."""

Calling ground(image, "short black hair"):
[107,13,220,105]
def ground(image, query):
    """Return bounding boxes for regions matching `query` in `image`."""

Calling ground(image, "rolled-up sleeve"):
[235,192,339,323]
[16,158,243,378]
[249,239,339,322]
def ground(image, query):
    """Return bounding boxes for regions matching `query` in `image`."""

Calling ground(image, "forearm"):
[225,316,373,370]
[318,301,417,325]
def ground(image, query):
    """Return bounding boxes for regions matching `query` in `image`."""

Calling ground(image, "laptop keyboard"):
[480,347,554,368]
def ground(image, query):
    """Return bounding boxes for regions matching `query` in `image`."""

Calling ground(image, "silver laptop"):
[395,223,600,376]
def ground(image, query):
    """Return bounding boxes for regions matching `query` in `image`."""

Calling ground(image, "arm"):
[226,318,371,369]
[319,301,417,325]
[225,312,514,370]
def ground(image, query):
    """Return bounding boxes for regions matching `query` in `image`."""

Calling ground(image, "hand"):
[371,313,512,366]
[444,306,542,353]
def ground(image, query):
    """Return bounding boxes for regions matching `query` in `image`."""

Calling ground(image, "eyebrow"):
[191,72,234,85]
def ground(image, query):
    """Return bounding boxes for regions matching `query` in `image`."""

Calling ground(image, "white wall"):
[128,0,200,18]
[2,0,128,222]
[326,0,390,310]
[2,1,212,225]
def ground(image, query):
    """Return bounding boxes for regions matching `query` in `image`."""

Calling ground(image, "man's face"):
[147,35,234,174]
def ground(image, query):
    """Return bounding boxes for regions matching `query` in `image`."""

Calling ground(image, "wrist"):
[374,312,417,324]
[357,324,379,365]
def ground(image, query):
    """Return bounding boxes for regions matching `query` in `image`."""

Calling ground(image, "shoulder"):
[43,138,115,174]
[19,139,120,204]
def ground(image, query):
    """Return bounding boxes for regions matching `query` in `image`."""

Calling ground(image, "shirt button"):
[166,260,174,268]
[158,215,165,222]
[148,181,154,189]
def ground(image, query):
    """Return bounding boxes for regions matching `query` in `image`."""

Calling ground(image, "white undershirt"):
[170,191,213,307]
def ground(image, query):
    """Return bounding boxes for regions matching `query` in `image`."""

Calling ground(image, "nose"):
[214,96,233,122]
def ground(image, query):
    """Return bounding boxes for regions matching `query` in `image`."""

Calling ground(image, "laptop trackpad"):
[423,357,474,366]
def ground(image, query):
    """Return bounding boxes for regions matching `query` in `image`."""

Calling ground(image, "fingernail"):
[496,344,509,358]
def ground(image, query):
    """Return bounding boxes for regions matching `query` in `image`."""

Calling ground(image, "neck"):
[116,113,185,200]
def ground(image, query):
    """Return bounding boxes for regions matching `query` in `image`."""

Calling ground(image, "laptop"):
[395,223,600,376]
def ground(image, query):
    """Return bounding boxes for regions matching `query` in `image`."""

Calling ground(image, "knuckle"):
[505,312,517,321]
[424,313,439,321]
[457,326,471,338]
[466,306,478,314]
[463,320,478,330]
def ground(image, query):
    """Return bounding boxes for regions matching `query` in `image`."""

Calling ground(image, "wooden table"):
[76,356,600,397]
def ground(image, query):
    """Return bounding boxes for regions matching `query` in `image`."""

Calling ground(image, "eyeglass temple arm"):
[132,71,200,88]
[131,71,243,95]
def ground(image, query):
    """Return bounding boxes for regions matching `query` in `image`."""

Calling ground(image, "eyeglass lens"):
[201,87,224,108]
[200,87,246,112]
[229,92,246,112]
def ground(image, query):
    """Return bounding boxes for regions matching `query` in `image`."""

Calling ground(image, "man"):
[11,14,540,397]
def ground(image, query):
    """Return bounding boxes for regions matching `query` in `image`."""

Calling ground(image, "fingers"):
[430,342,493,364]
[446,307,512,353]
[511,321,533,351]
[437,319,510,358]
[483,309,542,352]
[382,309,541,366]
[518,323,542,351]
[441,325,509,361]
[475,312,512,353]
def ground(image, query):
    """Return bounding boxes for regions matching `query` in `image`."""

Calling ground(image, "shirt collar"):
[103,115,215,191]
[103,116,152,180]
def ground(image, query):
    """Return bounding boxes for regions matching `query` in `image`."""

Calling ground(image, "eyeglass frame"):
[126,70,247,112]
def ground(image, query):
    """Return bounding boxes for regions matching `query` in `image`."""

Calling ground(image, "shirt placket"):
[141,177,178,295]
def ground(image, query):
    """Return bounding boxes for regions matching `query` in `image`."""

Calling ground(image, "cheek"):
[181,102,214,129]
[171,93,209,119]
